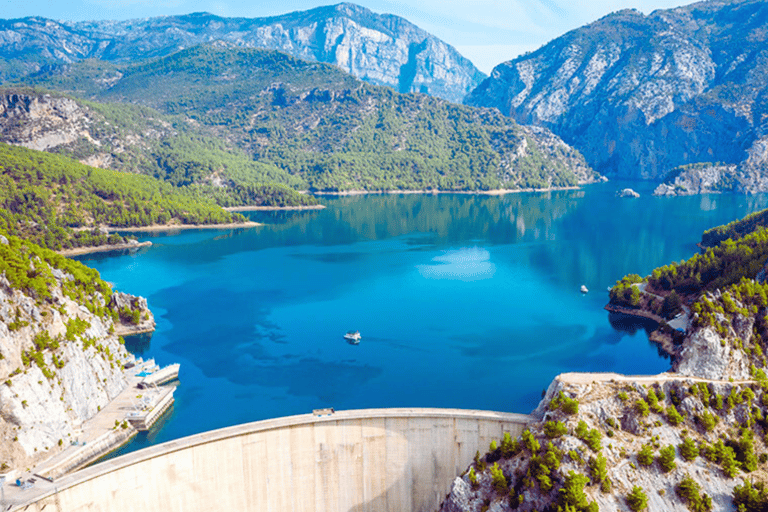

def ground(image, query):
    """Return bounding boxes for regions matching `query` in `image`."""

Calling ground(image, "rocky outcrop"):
[440,372,756,512]
[617,188,640,198]
[109,291,155,335]
[0,244,151,471]
[466,0,768,184]
[653,164,737,196]
[0,4,485,103]
[0,89,173,174]
[0,92,94,151]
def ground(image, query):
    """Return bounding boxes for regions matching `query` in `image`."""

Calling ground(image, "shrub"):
[680,436,699,462]
[490,463,507,494]
[544,420,568,438]
[521,429,540,454]
[558,471,594,511]
[658,445,677,473]
[733,480,768,512]
[637,444,654,466]
[697,411,718,432]
[500,432,520,458]
[550,391,579,415]
[588,453,608,484]
[543,442,562,472]
[666,405,684,426]
[575,420,602,452]
[635,399,650,417]
[720,445,740,478]
[646,388,662,413]
[468,467,478,489]
[626,486,648,512]
[618,391,629,401]
[473,450,486,472]
[676,474,713,512]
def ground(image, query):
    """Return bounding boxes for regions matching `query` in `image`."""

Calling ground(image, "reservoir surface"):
[77,181,768,454]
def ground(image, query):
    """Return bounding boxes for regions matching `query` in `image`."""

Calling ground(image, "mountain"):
[0,4,485,103]
[466,0,768,188]
[13,44,600,192]
[0,87,318,208]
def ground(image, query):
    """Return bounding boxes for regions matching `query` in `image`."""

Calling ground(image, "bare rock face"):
[0,92,94,151]
[466,0,768,185]
[0,4,485,103]
[0,253,148,470]
[674,326,751,380]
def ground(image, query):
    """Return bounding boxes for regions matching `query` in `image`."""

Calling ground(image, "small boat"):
[580,285,589,294]
[344,330,361,344]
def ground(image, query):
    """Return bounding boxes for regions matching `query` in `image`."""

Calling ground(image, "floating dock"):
[126,386,175,431]
[138,363,180,389]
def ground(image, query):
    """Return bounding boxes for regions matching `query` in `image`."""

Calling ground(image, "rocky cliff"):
[0,4,485,103]
[466,0,768,187]
[0,234,153,471]
[439,323,765,512]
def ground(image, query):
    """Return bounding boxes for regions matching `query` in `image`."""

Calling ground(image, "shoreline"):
[113,221,262,232]
[604,303,665,324]
[223,205,326,212]
[58,241,153,257]
[311,185,585,196]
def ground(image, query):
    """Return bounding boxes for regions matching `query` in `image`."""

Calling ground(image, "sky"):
[5,0,689,73]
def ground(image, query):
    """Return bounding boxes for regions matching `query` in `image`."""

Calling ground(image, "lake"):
[77,181,768,454]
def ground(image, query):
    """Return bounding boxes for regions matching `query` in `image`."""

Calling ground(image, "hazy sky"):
[5,0,689,73]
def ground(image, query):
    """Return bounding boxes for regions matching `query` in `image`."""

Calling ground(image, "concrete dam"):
[18,408,535,512]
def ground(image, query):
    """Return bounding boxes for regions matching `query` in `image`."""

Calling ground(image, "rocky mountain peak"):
[467,0,768,184]
[0,4,486,103]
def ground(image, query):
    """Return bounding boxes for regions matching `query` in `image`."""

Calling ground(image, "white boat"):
[580,285,589,294]
[344,330,361,344]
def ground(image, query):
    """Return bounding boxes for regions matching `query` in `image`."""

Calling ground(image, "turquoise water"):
[78,181,768,453]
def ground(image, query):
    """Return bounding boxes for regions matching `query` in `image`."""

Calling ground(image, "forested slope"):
[0,143,248,250]
[19,44,599,192]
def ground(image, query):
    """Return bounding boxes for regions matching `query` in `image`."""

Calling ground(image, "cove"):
[77,181,768,455]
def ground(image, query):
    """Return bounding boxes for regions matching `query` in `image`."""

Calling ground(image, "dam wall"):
[19,408,535,512]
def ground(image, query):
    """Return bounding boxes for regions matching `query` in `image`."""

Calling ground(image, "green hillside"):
[24,44,598,192]
[0,143,248,250]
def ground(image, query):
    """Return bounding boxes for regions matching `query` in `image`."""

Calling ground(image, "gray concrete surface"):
[12,408,534,512]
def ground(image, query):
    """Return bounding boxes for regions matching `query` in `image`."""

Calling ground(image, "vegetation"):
[608,274,642,308]
[626,486,648,512]
[574,420,602,452]
[733,480,768,512]
[0,143,246,250]
[558,471,598,512]
[657,445,677,473]
[666,405,684,426]
[637,444,654,466]
[676,474,713,512]
[543,420,568,438]
[550,391,579,415]
[489,463,507,494]
[679,436,699,462]
[701,207,768,248]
